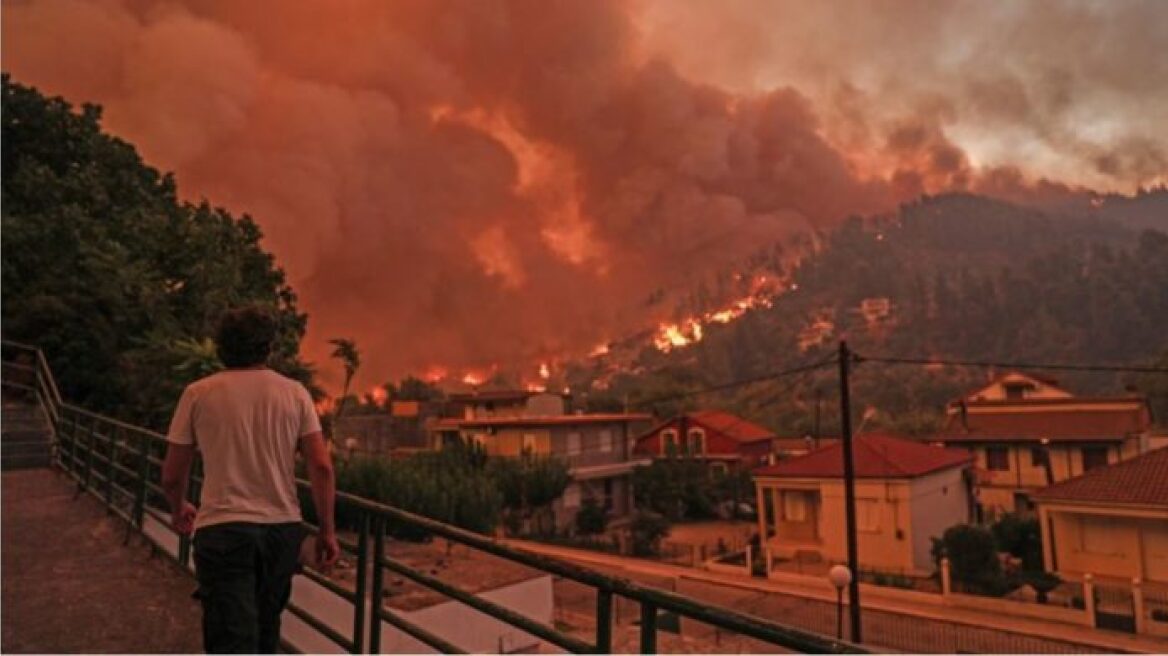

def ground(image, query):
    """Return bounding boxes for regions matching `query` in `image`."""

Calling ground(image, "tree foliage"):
[1,75,314,427]
[570,193,1168,434]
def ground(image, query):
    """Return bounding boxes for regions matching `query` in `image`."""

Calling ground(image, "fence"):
[0,340,865,654]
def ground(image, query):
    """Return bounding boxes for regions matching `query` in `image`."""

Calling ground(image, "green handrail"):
[0,340,866,654]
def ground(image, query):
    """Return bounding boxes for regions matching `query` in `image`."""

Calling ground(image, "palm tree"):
[328,338,361,430]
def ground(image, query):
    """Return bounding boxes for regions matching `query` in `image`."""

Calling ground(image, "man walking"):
[161,306,339,653]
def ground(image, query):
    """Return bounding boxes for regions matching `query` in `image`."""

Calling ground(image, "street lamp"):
[828,564,853,640]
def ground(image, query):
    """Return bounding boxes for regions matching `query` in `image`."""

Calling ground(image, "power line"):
[855,354,1168,375]
[628,356,838,410]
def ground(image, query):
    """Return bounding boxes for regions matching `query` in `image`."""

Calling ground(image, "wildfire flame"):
[652,274,786,352]
[423,365,448,382]
[368,386,388,405]
[462,371,485,386]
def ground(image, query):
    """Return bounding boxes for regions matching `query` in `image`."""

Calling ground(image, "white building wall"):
[907,467,971,572]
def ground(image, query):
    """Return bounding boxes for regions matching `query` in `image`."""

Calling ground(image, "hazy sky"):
[5,0,1165,389]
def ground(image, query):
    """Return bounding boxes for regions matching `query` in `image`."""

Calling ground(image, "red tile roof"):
[457,413,652,428]
[1033,447,1168,508]
[637,410,775,444]
[687,410,774,443]
[753,433,973,479]
[938,398,1149,443]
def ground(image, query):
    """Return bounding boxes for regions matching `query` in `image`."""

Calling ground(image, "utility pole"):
[838,340,863,643]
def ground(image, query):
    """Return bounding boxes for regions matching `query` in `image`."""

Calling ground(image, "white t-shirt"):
[167,368,322,530]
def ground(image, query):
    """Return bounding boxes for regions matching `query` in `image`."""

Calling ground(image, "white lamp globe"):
[828,564,852,589]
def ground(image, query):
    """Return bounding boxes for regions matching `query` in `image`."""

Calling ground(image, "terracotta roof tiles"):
[1033,447,1168,508]
[754,433,973,479]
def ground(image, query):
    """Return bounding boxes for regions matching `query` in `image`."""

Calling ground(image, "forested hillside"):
[574,193,1168,433]
[1,76,316,428]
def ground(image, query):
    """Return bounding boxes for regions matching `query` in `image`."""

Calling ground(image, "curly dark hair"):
[216,306,276,368]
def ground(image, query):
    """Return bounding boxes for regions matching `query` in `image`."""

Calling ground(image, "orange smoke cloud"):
[4,0,1161,390]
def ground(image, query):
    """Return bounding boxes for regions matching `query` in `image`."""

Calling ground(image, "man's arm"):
[161,443,197,534]
[299,431,339,567]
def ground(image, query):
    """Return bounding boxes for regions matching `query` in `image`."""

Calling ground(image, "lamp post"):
[828,564,852,640]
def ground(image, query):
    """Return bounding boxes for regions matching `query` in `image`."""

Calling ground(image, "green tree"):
[1,75,313,427]
[329,338,361,426]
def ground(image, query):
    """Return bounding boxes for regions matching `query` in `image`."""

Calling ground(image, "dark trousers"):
[192,522,305,654]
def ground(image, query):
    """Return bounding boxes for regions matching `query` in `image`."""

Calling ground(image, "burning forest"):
[4,0,1166,393]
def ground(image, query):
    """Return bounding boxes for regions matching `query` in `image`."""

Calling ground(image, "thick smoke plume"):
[5,0,1165,389]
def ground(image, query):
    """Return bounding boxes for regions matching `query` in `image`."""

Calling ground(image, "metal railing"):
[1,340,865,654]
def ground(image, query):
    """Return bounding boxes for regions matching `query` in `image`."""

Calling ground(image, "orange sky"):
[4,0,1165,390]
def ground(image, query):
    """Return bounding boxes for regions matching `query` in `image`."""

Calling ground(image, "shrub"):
[575,498,608,536]
[1021,570,1062,604]
[937,523,1013,596]
[991,513,1043,571]
[629,511,671,556]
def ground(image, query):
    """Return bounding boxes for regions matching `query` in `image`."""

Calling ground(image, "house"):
[935,372,1152,519]
[1033,447,1168,584]
[753,433,974,575]
[633,410,777,472]
[447,389,567,420]
[335,402,438,456]
[439,412,653,531]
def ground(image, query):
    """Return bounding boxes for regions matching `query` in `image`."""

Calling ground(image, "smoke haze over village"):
[5,0,1166,390]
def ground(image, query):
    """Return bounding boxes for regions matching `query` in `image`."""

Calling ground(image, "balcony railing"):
[0,340,866,654]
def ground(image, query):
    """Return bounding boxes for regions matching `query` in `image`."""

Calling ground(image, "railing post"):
[941,557,952,596]
[106,425,121,511]
[353,513,370,654]
[1132,577,1146,635]
[596,589,613,654]
[369,518,385,654]
[1083,573,1096,627]
[79,415,97,497]
[639,601,657,654]
[126,433,149,545]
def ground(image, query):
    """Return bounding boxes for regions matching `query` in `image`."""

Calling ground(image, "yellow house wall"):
[474,428,551,457]
[785,479,917,574]
[970,440,1136,516]
[1044,507,1168,582]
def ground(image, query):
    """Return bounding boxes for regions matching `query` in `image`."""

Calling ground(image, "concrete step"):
[2,428,52,443]
[1,452,52,470]
[3,441,51,459]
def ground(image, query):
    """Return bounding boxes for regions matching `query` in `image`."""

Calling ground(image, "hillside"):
[570,193,1168,434]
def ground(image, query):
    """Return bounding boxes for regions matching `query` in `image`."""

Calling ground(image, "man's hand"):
[172,502,198,535]
[315,531,341,571]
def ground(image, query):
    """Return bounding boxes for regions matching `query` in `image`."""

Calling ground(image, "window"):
[710,461,730,476]
[986,446,1010,471]
[567,431,582,455]
[660,429,679,455]
[603,478,615,511]
[522,433,537,454]
[1004,383,1031,400]
[1082,446,1109,472]
[687,428,706,455]
[599,429,613,453]
[781,491,807,522]
[563,484,581,509]
[857,499,880,532]
[1030,447,1047,467]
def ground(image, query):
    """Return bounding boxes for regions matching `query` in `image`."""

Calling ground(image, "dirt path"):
[1,468,202,653]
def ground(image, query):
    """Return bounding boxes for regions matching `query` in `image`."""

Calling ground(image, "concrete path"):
[1,468,202,653]
[509,539,1168,654]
